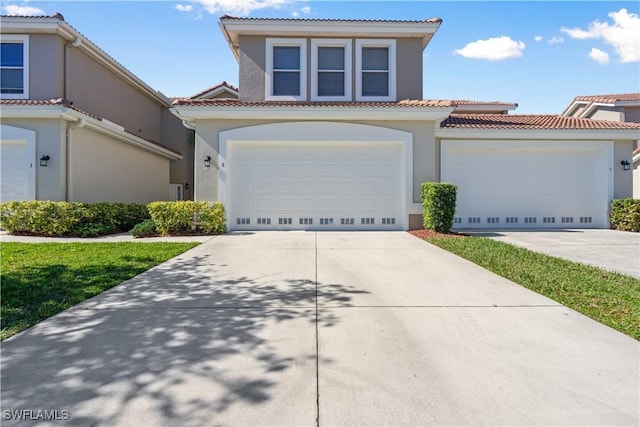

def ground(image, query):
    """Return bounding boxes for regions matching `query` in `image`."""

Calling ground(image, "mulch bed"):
[408,229,469,239]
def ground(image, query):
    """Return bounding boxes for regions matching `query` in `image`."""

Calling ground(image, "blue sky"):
[2,1,639,113]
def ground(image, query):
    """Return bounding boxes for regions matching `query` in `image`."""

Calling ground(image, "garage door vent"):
[361,218,375,225]
[257,218,271,225]
[506,217,518,224]
[382,218,396,225]
[320,218,334,225]
[487,217,499,224]
[524,217,537,224]
[278,218,292,225]
[300,218,313,225]
[468,217,481,224]
[580,217,592,224]
[543,217,555,224]
[341,218,355,225]
[561,217,574,224]
[237,218,250,225]
[454,217,462,224]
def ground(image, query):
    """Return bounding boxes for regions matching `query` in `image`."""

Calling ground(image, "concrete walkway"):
[462,229,640,278]
[1,232,638,426]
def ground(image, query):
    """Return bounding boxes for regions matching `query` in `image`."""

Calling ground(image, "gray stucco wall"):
[238,36,423,102]
[613,139,633,199]
[28,34,64,100]
[623,106,640,123]
[162,109,194,199]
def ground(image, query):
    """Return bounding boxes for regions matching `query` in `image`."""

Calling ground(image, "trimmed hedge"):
[421,182,457,233]
[610,198,640,232]
[0,201,149,237]
[147,201,226,235]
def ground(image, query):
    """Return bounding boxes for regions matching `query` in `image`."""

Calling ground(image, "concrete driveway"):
[1,232,638,426]
[463,229,640,278]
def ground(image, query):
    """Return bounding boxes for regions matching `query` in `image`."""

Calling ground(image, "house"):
[167,16,639,231]
[190,81,239,100]
[0,13,193,203]
[562,93,640,198]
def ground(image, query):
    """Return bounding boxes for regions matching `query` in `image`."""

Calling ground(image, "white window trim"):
[311,39,352,102]
[0,34,29,99]
[265,38,307,101]
[355,39,396,102]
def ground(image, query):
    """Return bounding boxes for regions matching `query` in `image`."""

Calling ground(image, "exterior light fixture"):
[620,160,631,171]
[204,155,211,168]
[39,155,50,167]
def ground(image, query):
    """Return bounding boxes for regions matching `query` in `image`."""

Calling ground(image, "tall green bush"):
[610,198,640,232]
[147,201,226,235]
[421,182,457,233]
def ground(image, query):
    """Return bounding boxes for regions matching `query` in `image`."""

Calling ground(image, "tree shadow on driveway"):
[1,250,368,426]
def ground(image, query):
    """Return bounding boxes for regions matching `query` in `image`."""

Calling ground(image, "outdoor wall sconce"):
[204,155,211,168]
[39,155,50,167]
[185,182,190,190]
[621,160,631,171]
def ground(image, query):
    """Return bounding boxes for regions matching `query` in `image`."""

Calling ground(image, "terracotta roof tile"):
[172,99,454,108]
[190,81,239,99]
[572,93,640,103]
[450,99,516,106]
[220,15,442,24]
[441,114,640,130]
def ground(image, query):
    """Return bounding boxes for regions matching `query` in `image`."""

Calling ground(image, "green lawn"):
[421,235,640,340]
[1,242,198,340]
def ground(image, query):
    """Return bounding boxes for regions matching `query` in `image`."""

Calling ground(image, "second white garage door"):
[441,140,612,229]
[227,141,405,230]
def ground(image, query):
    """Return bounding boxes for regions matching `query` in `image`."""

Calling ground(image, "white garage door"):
[1,125,36,202]
[441,140,612,229]
[227,141,404,230]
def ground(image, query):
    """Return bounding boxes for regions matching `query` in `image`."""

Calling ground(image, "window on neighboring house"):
[0,35,29,99]
[266,38,306,101]
[355,39,396,101]
[311,39,351,101]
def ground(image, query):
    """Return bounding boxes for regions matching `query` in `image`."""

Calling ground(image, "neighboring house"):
[171,16,640,231]
[562,93,640,198]
[0,13,193,203]
[190,81,239,100]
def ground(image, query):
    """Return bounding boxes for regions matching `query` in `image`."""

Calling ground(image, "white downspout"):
[65,118,86,201]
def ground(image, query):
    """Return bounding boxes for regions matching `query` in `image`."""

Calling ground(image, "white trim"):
[311,39,352,101]
[0,124,36,200]
[265,38,307,101]
[355,39,396,102]
[0,34,29,99]
[436,127,640,141]
[561,101,588,117]
[172,104,453,122]
[218,122,413,230]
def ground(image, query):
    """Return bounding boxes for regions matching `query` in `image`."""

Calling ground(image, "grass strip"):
[422,235,640,340]
[1,242,198,340]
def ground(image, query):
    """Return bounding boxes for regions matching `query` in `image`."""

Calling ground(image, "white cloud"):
[561,8,640,62]
[589,47,610,64]
[2,4,46,16]
[548,36,564,45]
[534,35,543,42]
[453,36,525,60]
[291,5,310,17]
[192,0,291,16]
[175,4,193,12]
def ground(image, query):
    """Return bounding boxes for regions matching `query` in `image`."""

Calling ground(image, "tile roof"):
[220,15,442,24]
[1,99,181,155]
[441,114,640,130]
[172,99,455,108]
[190,81,239,99]
[450,100,516,106]
[573,93,640,103]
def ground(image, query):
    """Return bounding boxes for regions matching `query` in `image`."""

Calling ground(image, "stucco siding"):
[70,127,170,203]
[162,109,193,199]
[28,34,64,100]
[0,118,65,200]
[589,107,624,122]
[613,139,633,199]
[66,47,163,143]
[238,36,266,102]
[623,106,640,123]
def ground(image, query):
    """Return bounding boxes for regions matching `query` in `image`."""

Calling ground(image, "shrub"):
[147,201,226,235]
[0,201,149,237]
[130,219,158,237]
[610,198,640,232]
[421,182,457,233]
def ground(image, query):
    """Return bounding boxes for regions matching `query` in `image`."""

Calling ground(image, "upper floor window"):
[311,39,352,101]
[355,39,396,102]
[265,38,307,101]
[0,35,29,99]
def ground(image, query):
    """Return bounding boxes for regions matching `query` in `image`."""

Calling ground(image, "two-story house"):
[171,16,640,231]
[562,93,640,198]
[0,13,193,203]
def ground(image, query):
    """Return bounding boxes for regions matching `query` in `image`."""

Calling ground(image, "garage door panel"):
[442,142,609,229]
[228,141,404,230]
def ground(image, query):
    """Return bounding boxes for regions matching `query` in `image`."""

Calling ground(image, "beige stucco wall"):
[238,35,423,102]
[193,119,436,204]
[589,107,624,122]
[70,127,170,203]
[0,118,65,201]
[28,34,64,100]
[162,109,194,199]
[613,139,633,199]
